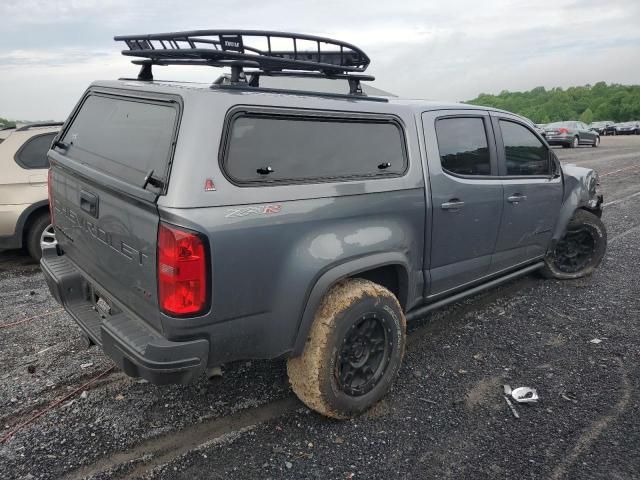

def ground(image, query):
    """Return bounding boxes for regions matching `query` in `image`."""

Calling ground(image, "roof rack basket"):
[114,30,375,95]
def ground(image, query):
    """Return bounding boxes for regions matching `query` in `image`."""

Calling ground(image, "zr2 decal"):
[225,204,282,218]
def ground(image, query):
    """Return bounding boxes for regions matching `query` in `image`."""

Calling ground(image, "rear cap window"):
[60,93,180,191]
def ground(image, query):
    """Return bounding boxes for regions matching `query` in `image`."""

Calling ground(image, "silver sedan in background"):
[544,121,599,148]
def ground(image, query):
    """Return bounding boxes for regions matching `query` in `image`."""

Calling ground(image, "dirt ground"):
[1,135,639,480]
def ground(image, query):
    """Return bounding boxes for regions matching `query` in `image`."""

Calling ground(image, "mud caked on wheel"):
[287,278,406,419]
[541,209,607,279]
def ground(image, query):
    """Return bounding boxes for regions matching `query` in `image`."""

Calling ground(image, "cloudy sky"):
[1,0,639,120]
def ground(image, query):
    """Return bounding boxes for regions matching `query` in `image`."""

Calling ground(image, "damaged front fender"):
[551,164,603,246]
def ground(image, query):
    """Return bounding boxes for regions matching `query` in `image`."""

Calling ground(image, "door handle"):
[441,200,465,210]
[507,194,527,204]
[80,190,99,218]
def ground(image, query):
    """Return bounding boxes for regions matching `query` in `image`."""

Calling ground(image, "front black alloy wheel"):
[541,209,607,279]
[553,228,596,273]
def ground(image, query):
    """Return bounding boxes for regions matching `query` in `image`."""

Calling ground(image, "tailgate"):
[48,89,181,331]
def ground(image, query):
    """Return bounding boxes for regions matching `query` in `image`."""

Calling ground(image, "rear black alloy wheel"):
[541,209,607,279]
[336,312,392,397]
[287,278,406,419]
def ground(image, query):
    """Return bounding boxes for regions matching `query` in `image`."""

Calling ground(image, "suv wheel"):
[592,136,600,147]
[26,213,50,261]
[541,210,607,280]
[287,278,406,419]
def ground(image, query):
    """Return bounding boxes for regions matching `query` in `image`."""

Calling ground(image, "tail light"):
[158,223,209,316]
[47,168,55,224]
[558,128,569,134]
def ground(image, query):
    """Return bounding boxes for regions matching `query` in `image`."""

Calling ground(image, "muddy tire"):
[287,278,406,419]
[25,213,50,261]
[540,209,607,279]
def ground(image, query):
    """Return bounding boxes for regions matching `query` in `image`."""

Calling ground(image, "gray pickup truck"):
[41,31,606,419]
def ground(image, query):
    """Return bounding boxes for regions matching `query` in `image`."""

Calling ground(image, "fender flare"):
[291,252,410,356]
[11,200,50,248]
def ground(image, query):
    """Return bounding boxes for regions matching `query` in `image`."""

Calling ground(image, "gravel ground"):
[1,135,639,479]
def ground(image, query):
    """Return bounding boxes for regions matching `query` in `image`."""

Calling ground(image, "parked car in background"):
[534,123,547,137]
[605,123,619,136]
[616,121,640,135]
[0,122,61,259]
[589,121,613,135]
[544,121,599,148]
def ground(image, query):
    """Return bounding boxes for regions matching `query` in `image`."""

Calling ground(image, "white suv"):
[0,122,61,259]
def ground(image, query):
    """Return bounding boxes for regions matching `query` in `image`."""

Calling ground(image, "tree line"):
[0,117,16,129]
[466,82,640,124]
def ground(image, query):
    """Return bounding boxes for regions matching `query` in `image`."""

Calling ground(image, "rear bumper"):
[546,135,572,145]
[40,245,209,384]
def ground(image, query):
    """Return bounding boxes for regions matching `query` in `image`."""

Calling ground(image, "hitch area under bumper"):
[40,245,209,385]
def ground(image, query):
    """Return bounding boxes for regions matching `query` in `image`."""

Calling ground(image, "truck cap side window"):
[223,114,407,184]
[435,117,491,176]
[499,120,549,176]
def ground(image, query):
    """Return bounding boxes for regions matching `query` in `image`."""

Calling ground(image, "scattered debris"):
[80,391,88,399]
[503,385,520,419]
[0,365,115,444]
[80,362,93,369]
[207,366,223,379]
[589,338,603,344]
[511,387,539,404]
[115,394,125,401]
[561,392,578,404]
[285,461,292,469]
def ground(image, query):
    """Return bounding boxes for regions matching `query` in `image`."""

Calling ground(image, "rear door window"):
[435,117,492,175]
[499,120,549,176]
[15,133,56,169]
[60,94,179,189]
[223,114,407,184]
